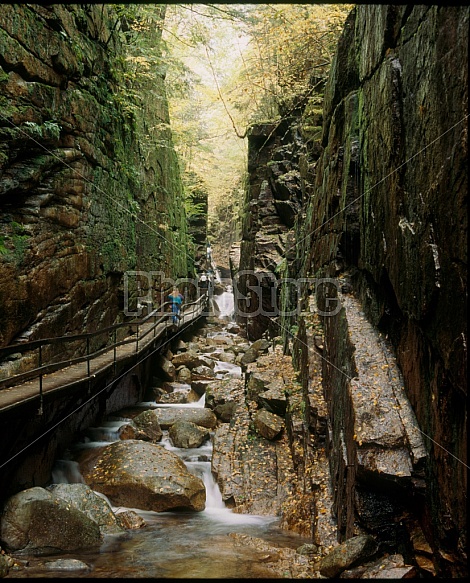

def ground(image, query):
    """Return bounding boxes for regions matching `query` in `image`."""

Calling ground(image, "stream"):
[5,287,310,578]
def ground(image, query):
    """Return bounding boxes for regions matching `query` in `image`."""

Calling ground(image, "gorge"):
[0,4,467,579]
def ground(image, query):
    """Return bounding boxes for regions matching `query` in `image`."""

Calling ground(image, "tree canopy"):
[110,3,352,256]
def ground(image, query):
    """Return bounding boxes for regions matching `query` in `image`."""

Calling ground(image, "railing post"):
[87,336,90,377]
[113,328,117,374]
[136,324,139,353]
[38,344,43,416]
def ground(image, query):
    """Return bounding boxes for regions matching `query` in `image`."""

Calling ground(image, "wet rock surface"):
[119,409,163,443]
[76,440,206,512]
[0,290,450,578]
[168,420,210,449]
[0,486,102,555]
[153,407,218,430]
[45,483,124,536]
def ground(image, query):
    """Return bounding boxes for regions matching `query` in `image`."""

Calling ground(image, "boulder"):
[344,553,418,579]
[78,440,206,512]
[131,409,163,442]
[0,487,102,555]
[46,483,124,535]
[119,423,139,440]
[240,339,271,366]
[205,378,244,415]
[210,334,234,346]
[214,350,236,364]
[158,389,201,404]
[191,379,215,396]
[214,402,237,422]
[155,354,176,382]
[253,409,285,440]
[169,420,210,449]
[245,370,272,402]
[257,382,287,416]
[144,386,166,401]
[176,366,192,383]
[115,510,146,530]
[171,351,215,370]
[153,407,217,430]
[230,342,250,354]
[318,534,377,578]
[191,365,215,378]
[171,339,187,352]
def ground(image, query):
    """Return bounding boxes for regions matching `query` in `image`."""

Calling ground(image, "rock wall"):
[235,4,467,577]
[184,171,208,273]
[0,5,190,355]
[234,111,320,341]
[299,5,467,576]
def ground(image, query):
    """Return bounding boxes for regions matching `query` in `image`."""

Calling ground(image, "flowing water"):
[6,287,310,578]
[212,287,235,320]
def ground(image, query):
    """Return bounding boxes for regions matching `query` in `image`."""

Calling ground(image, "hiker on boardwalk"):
[168,286,183,324]
[198,272,209,294]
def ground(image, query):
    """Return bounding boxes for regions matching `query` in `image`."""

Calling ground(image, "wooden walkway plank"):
[0,298,207,413]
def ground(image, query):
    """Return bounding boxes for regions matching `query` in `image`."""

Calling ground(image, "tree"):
[155,4,352,262]
[226,3,353,122]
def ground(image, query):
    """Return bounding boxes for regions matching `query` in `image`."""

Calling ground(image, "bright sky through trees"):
[160,3,352,248]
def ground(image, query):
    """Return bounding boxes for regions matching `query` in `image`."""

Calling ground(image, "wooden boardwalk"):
[0,298,206,413]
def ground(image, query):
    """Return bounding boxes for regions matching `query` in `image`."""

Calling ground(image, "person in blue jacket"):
[168,286,183,324]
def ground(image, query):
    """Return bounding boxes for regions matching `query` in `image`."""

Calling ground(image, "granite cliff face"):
[0,5,190,353]
[235,5,467,576]
[0,3,467,577]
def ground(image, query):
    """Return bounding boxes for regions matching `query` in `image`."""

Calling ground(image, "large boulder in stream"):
[77,440,206,512]
[154,407,217,430]
[0,486,102,555]
[205,378,245,422]
[119,409,163,442]
[46,483,125,536]
[171,350,215,370]
[169,420,210,449]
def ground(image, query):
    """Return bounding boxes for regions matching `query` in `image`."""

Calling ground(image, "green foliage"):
[289,324,299,337]
[0,221,30,266]
[127,197,141,219]
[43,121,62,140]
[155,3,351,265]
[11,233,29,266]
[185,199,206,219]
[23,120,62,141]
[275,258,287,275]
[223,4,352,122]
[0,67,9,83]
[0,236,8,256]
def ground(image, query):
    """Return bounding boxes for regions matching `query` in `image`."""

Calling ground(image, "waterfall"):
[213,286,235,320]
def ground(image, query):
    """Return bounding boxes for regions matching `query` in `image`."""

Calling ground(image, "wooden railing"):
[0,293,208,392]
